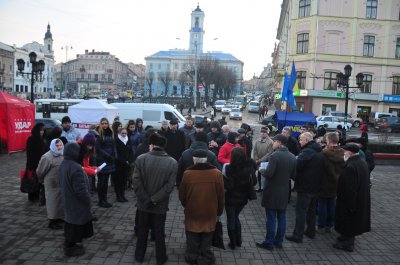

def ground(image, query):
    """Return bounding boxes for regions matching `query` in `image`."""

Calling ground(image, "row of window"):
[297,33,400,59]
[148,63,238,73]
[296,71,400,95]
[15,85,50,93]
[299,0,380,20]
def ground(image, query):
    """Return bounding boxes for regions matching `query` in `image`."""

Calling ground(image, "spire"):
[194,4,202,12]
[45,23,53,40]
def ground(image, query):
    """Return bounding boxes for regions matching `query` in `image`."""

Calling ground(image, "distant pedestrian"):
[259,105,265,120]
[180,103,184,114]
[333,144,371,252]
[59,142,94,257]
[179,149,224,264]
[133,133,177,264]
[203,101,207,112]
[360,122,368,143]
[114,128,133,202]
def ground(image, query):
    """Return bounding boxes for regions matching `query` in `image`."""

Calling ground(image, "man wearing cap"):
[253,126,274,192]
[333,143,370,252]
[177,132,221,187]
[133,133,177,264]
[286,132,324,243]
[256,134,296,251]
[179,149,225,265]
[237,128,252,159]
[164,119,186,161]
[159,120,170,136]
[61,116,82,143]
[207,121,227,157]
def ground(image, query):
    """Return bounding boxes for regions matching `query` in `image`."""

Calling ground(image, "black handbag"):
[212,217,225,249]
[20,169,39,193]
[248,172,257,200]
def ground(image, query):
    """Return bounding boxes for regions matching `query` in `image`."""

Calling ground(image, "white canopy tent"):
[68,99,119,137]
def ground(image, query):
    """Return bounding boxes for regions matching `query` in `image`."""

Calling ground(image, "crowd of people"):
[24,113,373,263]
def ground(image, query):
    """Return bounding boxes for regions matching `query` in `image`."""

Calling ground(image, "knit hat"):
[82,133,96,146]
[227,132,239,144]
[149,133,167,148]
[161,120,169,126]
[61,116,71,124]
[260,126,270,133]
[237,128,246,134]
[209,121,221,129]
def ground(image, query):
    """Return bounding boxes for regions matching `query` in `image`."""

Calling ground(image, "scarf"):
[118,134,128,145]
[50,138,64,156]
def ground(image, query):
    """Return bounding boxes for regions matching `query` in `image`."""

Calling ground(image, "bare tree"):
[198,55,218,104]
[160,71,172,96]
[146,71,154,97]
[178,72,188,96]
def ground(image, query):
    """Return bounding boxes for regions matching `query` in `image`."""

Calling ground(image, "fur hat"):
[149,133,167,148]
[210,121,221,129]
[342,143,360,154]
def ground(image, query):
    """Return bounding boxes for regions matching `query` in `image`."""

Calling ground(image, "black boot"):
[228,230,236,250]
[48,219,63,230]
[236,224,242,247]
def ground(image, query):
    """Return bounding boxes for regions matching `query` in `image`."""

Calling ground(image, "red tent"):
[0,91,35,153]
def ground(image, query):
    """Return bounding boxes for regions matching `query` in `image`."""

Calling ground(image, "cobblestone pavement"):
[1,152,399,265]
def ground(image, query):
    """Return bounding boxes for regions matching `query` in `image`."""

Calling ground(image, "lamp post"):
[16,52,45,103]
[61,45,72,97]
[336,64,364,126]
[194,40,199,110]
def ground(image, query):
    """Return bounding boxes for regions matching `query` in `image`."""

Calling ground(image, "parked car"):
[369,112,397,127]
[221,104,233,115]
[248,101,260,113]
[34,118,62,130]
[213,100,226,111]
[327,111,363,128]
[229,108,242,120]
[189,115,212,125]
[316,116,352,130]
[375,117,400,132]
[261,115,277,127]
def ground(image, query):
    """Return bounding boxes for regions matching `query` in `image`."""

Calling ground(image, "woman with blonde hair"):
[95,117,117,208]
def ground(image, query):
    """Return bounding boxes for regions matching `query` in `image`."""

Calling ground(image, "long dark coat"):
[335,155,371,236]
[261,146,296,210]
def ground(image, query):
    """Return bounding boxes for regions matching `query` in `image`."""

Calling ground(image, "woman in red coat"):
[218,132,240,165]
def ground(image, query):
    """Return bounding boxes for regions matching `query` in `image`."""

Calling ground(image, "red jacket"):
[218,142,241,165]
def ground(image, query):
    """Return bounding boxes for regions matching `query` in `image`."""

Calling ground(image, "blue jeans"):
[293,193,317,239]
[317,197,336,228]
[263,209,286,246]
[225,205,244,231]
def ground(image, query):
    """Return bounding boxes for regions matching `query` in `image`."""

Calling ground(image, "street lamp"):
[16,52,45,103]
[336,64,364,127]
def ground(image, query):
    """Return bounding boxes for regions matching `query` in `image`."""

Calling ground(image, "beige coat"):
[36,151,64,220]
[253,137,274,162]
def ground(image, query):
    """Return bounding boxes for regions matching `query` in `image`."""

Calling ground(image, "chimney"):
[85,49,88,54]
[92,49,95,53]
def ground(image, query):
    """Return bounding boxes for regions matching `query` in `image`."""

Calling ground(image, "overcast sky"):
[0,0,282,80]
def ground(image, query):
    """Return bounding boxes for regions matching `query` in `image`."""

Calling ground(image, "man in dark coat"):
[256,134,296,251]
[133,133,177,264]
[207,121,227,157]
[286,132,324,243]
[333,143,371,252]
[281,126,300,202]
[164,119,186,161]
[177,132,221,187]
[59,142,93,257]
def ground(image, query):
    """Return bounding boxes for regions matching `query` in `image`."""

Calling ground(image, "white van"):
[111,103,186,129]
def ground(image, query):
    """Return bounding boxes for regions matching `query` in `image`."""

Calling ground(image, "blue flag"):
[286,62,297,110]
[281,72,290,103]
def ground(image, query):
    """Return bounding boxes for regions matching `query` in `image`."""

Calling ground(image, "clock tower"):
[189,5,205,56]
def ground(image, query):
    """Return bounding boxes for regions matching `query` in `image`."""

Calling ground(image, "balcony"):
[79,68,85,72]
